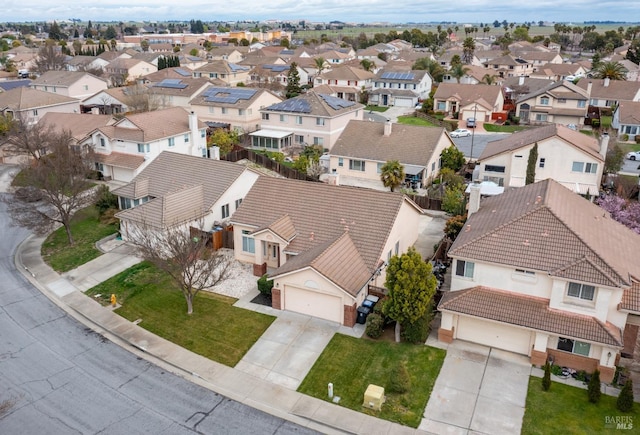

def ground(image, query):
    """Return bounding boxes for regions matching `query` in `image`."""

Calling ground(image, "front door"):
[266,242,280,268]
[382,94,388,106]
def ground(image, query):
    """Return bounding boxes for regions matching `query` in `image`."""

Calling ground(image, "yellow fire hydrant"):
[110,294,117,307]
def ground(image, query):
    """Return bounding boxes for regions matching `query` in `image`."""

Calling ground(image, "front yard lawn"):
[41,206,118,272]
[397,115,437,127]
[522,377,638,434]
[297,334,445,428]
[86,262,275,367]
[483,124,527,133]
[365,105,389,112]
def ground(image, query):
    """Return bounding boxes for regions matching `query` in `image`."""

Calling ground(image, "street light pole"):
[470,103,477,163]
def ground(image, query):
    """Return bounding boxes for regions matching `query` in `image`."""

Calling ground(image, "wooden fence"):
[222,148,319,182]
[405,193,442,211]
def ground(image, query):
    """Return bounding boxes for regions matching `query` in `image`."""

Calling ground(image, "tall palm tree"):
[594,61,627,80]
[462,37,476,64]
[313,57,326,75]
[380,160,405,192]
[450,63,471,83]
[482,73,497,85]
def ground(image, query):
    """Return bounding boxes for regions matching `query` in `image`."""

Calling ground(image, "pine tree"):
[285,62,302,98]
[617,379,634,412]
[526,142,538,185]
[542,362,551,391]
[588,369,602,403]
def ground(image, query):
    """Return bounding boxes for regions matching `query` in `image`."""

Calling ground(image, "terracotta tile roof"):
[231,177,417,274]
[331,120,449,167]
[39,113,114,141]
[263,91,364,117]
[252,214,297,242]
[616,101,640,125]
[576,78,640,101]
[449,179,640,287]
[0,86,79,110]
[620,282,640,313]
[479,124,602,162]
[31,70,106,87]
[439,286,623,347]
[95,151,145,169]
[433,83,502,107]
[503,77,555,95]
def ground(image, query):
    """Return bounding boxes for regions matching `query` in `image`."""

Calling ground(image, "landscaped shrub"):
[444,214,467,239]
[588,369,602,403]
[617,379,634,412]
[257,274,273,296]
[95,185,117,216]
[621,134,629,142]
[550,364,563,376]
[387,361,411,394]
[401,302,434,344]
[636,135,640,144]
[542,362,551,391]
[365,313,384,339]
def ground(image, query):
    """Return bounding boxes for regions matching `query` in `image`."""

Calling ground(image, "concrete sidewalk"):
[15,234,425,435]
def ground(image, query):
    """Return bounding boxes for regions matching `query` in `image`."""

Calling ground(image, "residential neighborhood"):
[1,13,640,435]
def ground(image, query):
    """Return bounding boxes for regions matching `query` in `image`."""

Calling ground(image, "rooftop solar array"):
[280,49,295,55]
[380,71,416,80]
[174,68,192,77]
[319,94,356,110]
[228,63,250,72]
[154,79,188,89]
[264,64,289,73]
[266,98,312,113]
[201,87,258,104]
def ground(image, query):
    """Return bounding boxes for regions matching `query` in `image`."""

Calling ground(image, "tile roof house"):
[80,87,131,115]
[314,65,376,102]
[432,83,505,122]
[329,120,454,190]
[192,60,251,86]
[146,77,211,110]
[104,58,157,86]
[81,107,208,182]
[575,78,640,109]
[29,70,108,100]
[251,91,365,152]
[515,80,589,127]
[478,124,608,195]
[438,179,640,382]
[530,63,588,82]
[230,176,423,325]
[368,69,433,107]
[114,151,259,241]
[482,54,535,78]
[612,101,640,140]
[0,86,80,124]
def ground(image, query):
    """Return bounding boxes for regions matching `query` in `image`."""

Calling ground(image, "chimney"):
[599,132,610,159]
[587,81,593,97]
[384,119,392,136]
[518,75,525,86]
[468,181,482,218]
[604,77,610,87]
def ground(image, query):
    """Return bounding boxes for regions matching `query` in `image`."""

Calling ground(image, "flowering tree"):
[596,194,640,234]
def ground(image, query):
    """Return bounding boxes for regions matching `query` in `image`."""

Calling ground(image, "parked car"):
[626,151,640,161]
[450,128,471,138]
[466,118,476,128]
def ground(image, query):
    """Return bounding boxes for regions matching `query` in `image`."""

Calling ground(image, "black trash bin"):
[357,306,371,324]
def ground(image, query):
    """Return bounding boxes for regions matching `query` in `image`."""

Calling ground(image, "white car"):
[626,151,640,161]
[450,128,471,138]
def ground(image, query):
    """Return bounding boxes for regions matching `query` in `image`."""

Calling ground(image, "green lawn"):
[522,377,638,435]
[483,124,527,133]
[41,206,118,272]
[86,262,275,367]
[297,334,446,428]
[365,105,389,112]
[397,115,437,127]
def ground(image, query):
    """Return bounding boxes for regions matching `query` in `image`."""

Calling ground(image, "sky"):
[3,1,640,24]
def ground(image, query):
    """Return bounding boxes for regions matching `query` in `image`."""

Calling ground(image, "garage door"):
[456,317,532,355]
[283,286,343,324]
[395,97,414,108]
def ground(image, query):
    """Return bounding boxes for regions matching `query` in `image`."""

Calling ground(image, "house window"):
[32,109,38,116]
[296,116,303,125]
[590,99,599,106]
[535,113,548,122]
[437,101,446,111]
[577,100,586,108]
[395,241,400,256]
[558,98,566,104]
[572,161,584,172]
[221,108,228,114]
[515,268,535,275]
[557,337,590,357]
[209,106,215,113]
[137,143,150,153]
[540,97,550,105]
[313,137,323,146]
[483,176,504,186]
[349,159,365,171]
[377,162,384,173]
[83,85,89,91]
[484,165,505,173]
[539,158,545,168]
[221,203,230,219]
[241,230,255,253]
[184,134,189,143]
[295,135,304,143]
[455,260,475,278]
[201,130,206,138]
[280,114,287,122]
[316,117,325,126]
[338,157,344,167]
[119,197,132,209]
[262,113,269,120]
[99,137,105,147]
[238,109,245,116]
[585,163,597,173]
[168,137,175,147]
[567,282,595,301]
[235,198,243,209]
[432,162,436,171]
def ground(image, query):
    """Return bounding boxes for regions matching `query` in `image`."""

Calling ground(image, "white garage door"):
[456,317,532,355]
[283,286,343,324]
[395,97,414,108]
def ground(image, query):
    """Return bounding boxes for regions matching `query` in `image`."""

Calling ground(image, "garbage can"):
[357,306,371,324]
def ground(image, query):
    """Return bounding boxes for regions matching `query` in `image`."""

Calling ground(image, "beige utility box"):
[362,384,385,411]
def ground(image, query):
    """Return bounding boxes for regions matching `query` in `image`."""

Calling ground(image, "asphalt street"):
[0,165,317,435]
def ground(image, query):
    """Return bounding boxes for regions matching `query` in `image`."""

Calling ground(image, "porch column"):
[438,312,455,344]
[531,332,549,366]
[598,347,617,383]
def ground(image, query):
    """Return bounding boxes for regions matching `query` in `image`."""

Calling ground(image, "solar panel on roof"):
[318,94,356,111]
[155,79,188,89]
[380,71,415,80]
[174,68,191,77]
[202,87,258,104]
[266,99,312,113]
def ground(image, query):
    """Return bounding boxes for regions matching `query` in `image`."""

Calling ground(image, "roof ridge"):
[593,317,624,347]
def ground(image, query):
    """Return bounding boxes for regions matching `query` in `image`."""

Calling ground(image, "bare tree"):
[5,131,97,244]
[127,221,232,314]
[4,114,56,160]
[122,83,160,113]
[32,40,67,74]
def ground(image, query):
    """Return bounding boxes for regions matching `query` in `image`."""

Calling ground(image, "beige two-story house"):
[515,80,589,127]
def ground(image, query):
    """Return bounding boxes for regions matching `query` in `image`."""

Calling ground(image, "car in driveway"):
[466,118,476,128]
[626,151,640,160]
[450,128,471,138]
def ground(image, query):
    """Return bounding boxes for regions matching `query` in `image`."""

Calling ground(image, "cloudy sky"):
[3,1,640,24]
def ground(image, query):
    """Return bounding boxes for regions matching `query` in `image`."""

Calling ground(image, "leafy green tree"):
[482,73,497,85]
[382,247,438,342]
[444,214,467,239]
[380,160,405,192]
[526,142,538,185]
[285,62,302,98]
[617,379,634,412]
[104,25,117,40]
[440,146,466,171]
[413,57,445,82]
[189,48,199,56]
[140,39,149,52]
[542,362,551,391]
[442,184,466,215]
[605,143,625,174]
[588,369,602,403]
[48,21,63,40]
[207,128,239,156]
[360,58,373,72]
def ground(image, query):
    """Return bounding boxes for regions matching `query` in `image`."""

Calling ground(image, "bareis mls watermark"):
[605,416,633,430]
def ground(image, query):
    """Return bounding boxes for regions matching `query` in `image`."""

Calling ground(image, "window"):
[119,197,132,209]
[32,109,38,116]
[242,230,255,253]
[590,98,599,106]
[540,97,549,105]
[235,198,243,209]
[137,143,150,153]
[221,203,230,219]
[280,114,287,122]
[313,137,324,146]
[432,162,435,171]
[395,241,400,255]
[262,113,269,120]
[484,165,505,173]
[168,137,175,147]
[201,130,206,138]
[557,337,590,356]
[316,117,325,126]
[377,162,384,173]
[572,161,584,172]
[209,106,215,113]
[455,260,474,278]
[577,100,586,108]
[238,109,245,116]
[296,116,303,125]
[585,163,597,173]
[338,157,344,167]
[184,134,189,143]
[515,268,535,275]
[567,282,595,301]
[535,113,548,122]
[539,158,545,168]
[558,98,567,103]
[295,135,304,143]
[349,159,365,171]
[221,107,227,114]
[83,85,89,91]
[99,137,105,147]
[437,101,446,111]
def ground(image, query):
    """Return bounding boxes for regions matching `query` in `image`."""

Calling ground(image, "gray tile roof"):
[576,78,640,101]
[31,70,106,87]
[0,86,79,110]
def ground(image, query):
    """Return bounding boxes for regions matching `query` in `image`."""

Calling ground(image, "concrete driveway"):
[235,311,343,390]
[420,341,531,435]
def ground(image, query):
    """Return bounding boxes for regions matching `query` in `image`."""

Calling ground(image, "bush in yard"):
[588,369,601,403]
[401,302,434,344]
[542,362,551,391]
[636,135,640,144]
[444,214,467,239]
[365,313,384,339]
[257,274,273,296]
[387,360,411,394]
[95,184,117,216]
[621,133,629,142]
[617,379,634,412]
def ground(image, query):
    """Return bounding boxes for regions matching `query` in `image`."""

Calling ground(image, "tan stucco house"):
[30,71,109,100]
